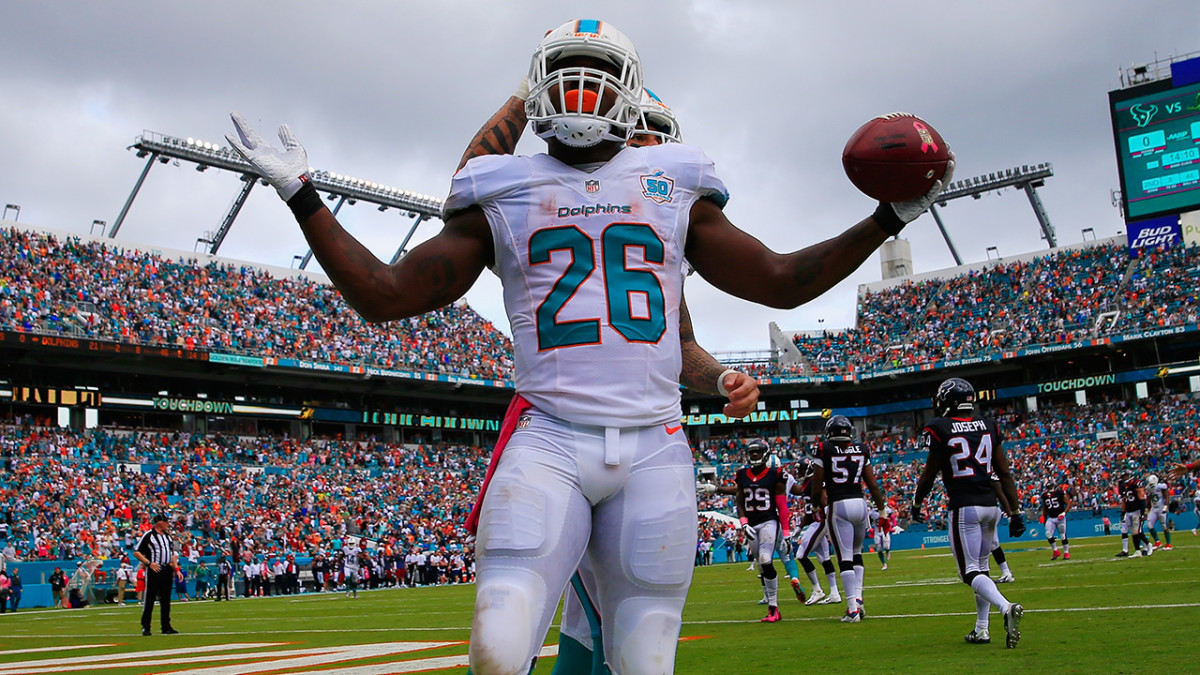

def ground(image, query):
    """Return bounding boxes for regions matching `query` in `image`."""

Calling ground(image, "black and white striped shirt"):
[137,530,175,567]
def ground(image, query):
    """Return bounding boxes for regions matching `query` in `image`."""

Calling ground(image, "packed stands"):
[0,226,514,380]
[790,241,1200,375]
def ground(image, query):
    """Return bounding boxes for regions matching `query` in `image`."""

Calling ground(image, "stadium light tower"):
[114,131,445,258]
[2,204,18,221]
[928,163,1056,264]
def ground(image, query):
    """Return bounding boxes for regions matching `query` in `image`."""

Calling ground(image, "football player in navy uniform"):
[1042,483,1071,560]
[810,415,886,623]
[1116,471,1150,557]
[791,459,842,605]
[913,378,1024,648]
[735,440,791,623]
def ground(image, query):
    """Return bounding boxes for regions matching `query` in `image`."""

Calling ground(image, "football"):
[842,112,950,202]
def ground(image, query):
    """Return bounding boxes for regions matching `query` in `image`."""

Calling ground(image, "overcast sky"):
[1,1,1195,353]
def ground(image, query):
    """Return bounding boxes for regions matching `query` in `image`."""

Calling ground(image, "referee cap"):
[152,514,169,524]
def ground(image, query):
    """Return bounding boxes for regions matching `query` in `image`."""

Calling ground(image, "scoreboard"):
[1110,62,1200,222]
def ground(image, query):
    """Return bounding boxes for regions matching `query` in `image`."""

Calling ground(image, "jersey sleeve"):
[694,148,730,209]
[442,154,528,220]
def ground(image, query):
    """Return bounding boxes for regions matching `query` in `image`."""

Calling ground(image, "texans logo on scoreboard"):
[585,179,600,194]
[640,170,674,204]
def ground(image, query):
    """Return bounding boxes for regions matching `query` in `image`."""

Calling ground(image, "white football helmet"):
[1147,474,1159,487]
[634,87,682,144]
[527,19,643,147]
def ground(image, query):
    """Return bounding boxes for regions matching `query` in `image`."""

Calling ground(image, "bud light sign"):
[1127,215,1181,257]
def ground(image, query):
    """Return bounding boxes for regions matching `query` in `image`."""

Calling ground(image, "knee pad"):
[963,570,984,586]
[761,563,777,580]
[469,578,542,675]
[821,559,836,575]
[852,554,863,567]
[1061,538,1069,545]
[799,557,816,573]
[609,606,682,675]
[837,559,854,573]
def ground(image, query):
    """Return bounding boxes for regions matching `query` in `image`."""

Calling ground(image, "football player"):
[1042,482,1071,560]
[913,378,1024,648]
[873,506,894,570]
[811,415,886,622]
[733,440,791,622]
[1144,474,1171,551]
[229,16,950,672]
[791,458,842,605]
[459,74,757,673]
[1116,470,1150,557]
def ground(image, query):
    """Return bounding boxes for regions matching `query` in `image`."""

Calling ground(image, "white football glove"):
[740,523,757,542]
[883,152,956,225]
[226,112,310,200]
[699,483,719,495]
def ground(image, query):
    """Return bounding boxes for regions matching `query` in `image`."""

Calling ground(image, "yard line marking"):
[0,644,286,673]
[682,601,1200,624]
[0,646,117,656]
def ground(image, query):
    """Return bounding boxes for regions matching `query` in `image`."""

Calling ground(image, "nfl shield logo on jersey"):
[640,170,675,204]
[585,179,600,193]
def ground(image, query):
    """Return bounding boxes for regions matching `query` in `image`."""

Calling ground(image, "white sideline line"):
[683,601,1200,624]
[5,600,1199,638]
[0,646,117,656]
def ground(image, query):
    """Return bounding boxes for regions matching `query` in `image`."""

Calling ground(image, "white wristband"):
[716,369,738,397]
[514,75,531,102]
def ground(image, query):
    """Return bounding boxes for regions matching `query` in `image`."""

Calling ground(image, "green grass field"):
[1,535,1197,674]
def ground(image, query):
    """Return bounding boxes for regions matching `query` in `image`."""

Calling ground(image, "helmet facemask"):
[527,21,642,148]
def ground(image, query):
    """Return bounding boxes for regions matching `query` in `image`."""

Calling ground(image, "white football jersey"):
[445,144,729,427]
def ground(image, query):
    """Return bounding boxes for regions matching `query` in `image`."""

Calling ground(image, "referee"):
[134,514,179,636]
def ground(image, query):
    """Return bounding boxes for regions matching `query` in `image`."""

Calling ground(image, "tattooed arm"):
[457,90,529,171]
[679,296,759,417]
[684,197,892,309]
[297,205,492,323]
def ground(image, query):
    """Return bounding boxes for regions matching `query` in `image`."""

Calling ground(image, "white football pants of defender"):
[749,520,780,567]
[1045,514,1067,540]
[949,505,1013,631]
[827,498,868,613]
[749,519,780,607]
[471,408,695,675]
[1121,511,1143,537]
[798,520,831,562]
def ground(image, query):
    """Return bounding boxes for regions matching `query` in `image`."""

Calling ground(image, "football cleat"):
[1051,550,1060,560]
[819,593,843,605]
[757,597,768,605]
[805,588,826,606]
[1115,551,1130,557]
[1154,541,1163,549]
[1063,552,1071,560]
[881,563,888,571]
[761,607,781,623]
[857,598,866,618]
[1164,545,1172,551]
[840,610,862,623]
[997,573,1015,583]
[964,629,991,644]
[790,578,806,603]
[1003,603,1023,648]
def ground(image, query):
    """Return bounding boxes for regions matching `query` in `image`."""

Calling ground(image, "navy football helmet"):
[746,439,769,468]
[824,415,854,443]
[934,377,976,417]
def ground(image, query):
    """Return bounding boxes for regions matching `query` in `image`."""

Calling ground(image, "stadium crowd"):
[0,227,513,380]
[1,226,1196,383]
[791,242,1199,375]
